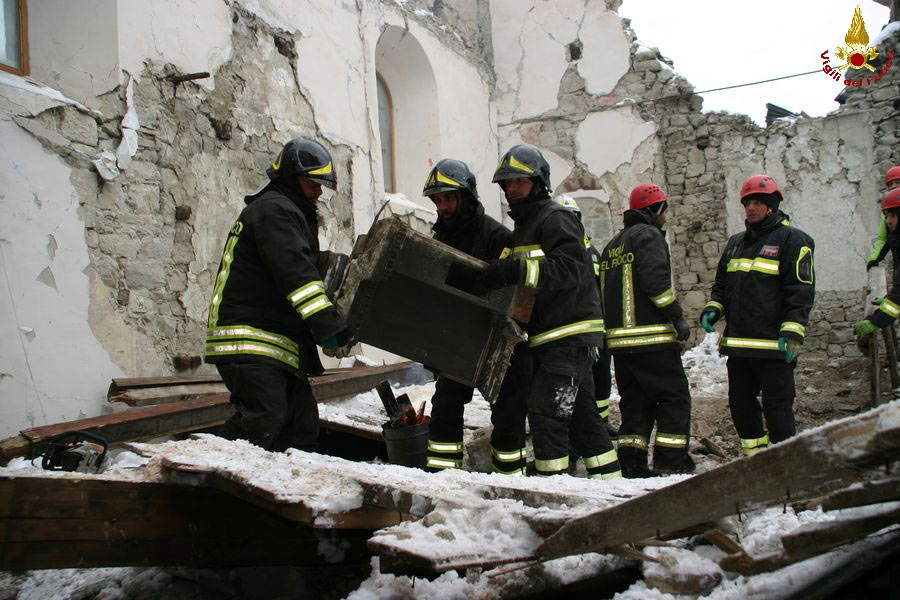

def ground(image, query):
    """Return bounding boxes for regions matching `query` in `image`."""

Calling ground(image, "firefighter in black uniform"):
[205,137,352,452]
[423,159,531,475]
[855,189,900,358]
[599,183,693,477]
[701,175,815,456]
[480,145,620,480]
[554,196,617,437]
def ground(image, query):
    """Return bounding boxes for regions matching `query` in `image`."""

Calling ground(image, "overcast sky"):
[619,0,892,125]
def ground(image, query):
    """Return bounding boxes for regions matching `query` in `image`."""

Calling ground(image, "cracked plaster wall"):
[0,0,495,434]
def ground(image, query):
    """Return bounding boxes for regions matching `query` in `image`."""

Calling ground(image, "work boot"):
[653,447,696,475]
[617,447,658,479]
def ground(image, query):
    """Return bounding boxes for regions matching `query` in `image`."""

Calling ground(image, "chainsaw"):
[39,431,108,473]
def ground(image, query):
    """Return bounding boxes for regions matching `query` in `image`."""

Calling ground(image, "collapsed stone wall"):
[495,5,897,357]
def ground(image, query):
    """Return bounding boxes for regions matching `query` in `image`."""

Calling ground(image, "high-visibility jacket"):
[205,181,345,375]
[506,197,603,348]
[869,228,900,328]
[706,211,815,358]
[599,211,683,354]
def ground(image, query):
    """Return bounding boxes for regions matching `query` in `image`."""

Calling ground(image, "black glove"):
[321,328,355,349]
[480,259,522,291]
[674,318,691,342]
[867,260,880,270]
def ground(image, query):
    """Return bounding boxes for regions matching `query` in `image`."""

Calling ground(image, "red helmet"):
[886,166,900,186]
[882,188,900,211]
[740,174,782,203]
[629,183,667,210]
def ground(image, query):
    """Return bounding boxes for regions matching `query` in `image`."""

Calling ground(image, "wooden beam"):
[538,402,900,560]
[816,478,900,511]
[0,474,371,570]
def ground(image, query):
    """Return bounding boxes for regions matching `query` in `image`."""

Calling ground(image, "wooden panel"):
[0,475,371,570]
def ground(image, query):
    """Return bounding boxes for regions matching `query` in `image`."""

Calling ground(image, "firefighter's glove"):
[674,318,691,342]
[854,319,879,338]
[480,259,521,290]
[867,260,880,271]
[321,328,354,349]
[699,309,719,333]
[778,335,803,363]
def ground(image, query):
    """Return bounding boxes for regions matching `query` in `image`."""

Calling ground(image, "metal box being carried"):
[335,218,526,403]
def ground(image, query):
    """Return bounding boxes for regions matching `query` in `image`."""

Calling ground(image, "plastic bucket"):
[382,418,430,469]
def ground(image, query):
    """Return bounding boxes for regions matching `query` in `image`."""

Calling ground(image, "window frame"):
[376,72,396,194]
[0,0,29,76]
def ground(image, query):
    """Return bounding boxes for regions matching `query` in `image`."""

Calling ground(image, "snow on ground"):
[682,332,728,398]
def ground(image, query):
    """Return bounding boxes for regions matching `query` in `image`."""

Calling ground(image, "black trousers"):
[726,356,796,453]
[613,349,691,462]
[529,344,618,478]
[592,351,612,422]
[428,345,531,473]
[216,362,318,452]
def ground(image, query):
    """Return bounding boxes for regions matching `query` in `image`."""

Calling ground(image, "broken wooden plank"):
[0,474,371,570]
[109,382,228,406]
[538,402,900,560]
[818,478,900,511]
[703,528,745,555]
[108,374,223,396]
[719,504,900,575]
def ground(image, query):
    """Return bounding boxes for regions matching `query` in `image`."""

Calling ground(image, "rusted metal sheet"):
[336,218,525,403]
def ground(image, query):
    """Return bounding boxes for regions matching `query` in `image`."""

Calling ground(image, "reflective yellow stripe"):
[535,456,569,473]
[207,325,299,353]
[584,449,618,469]
[511,244,544,259]
[524,258,540,288]
[607,324,675,338]
[650,288,677,308]
[208,227,241,327]
[509,154,535,173]
[655,433,688,448]
[428,441,463,453]
[722,337,781,350]
[427,457,462,469]
[599,407,610,418]
[596,398,610,408]
[796,245,814,284]
[622,263,635,327]
[741,434,769,456]
[880,298,900,318]
[607,333,677,349]
[780,322,806,337]
[705,300,724,313]
[499,247,511,259]
[307,161,333,175]
[617,434,648,449]
[289,280,326,305]
[727,257,780,275]
[493,465,526,476]
[298,295,333,319]
[436,170,461,187]
[592,470,623,480]
[528,320,605,347]
[491,446,526,462]
[205,342,299,369]
[593,263,600,276]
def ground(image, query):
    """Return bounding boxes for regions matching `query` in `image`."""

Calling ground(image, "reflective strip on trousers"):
[528,320,605,347]
[607,324,675,338]
[590,470,623,480]
[617,434,648,449]
[535,455,569,474]
[491,446,526,462]
[722,337,780,351]
[584,449,618,469]
[205,342,299,369]
[655,433,688,448]
[493,465,526,476]
[740,434,769,456]
[427,457,462,469]
[650,288,677,308]
[780,321,806,337]
[428,440,464,453]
